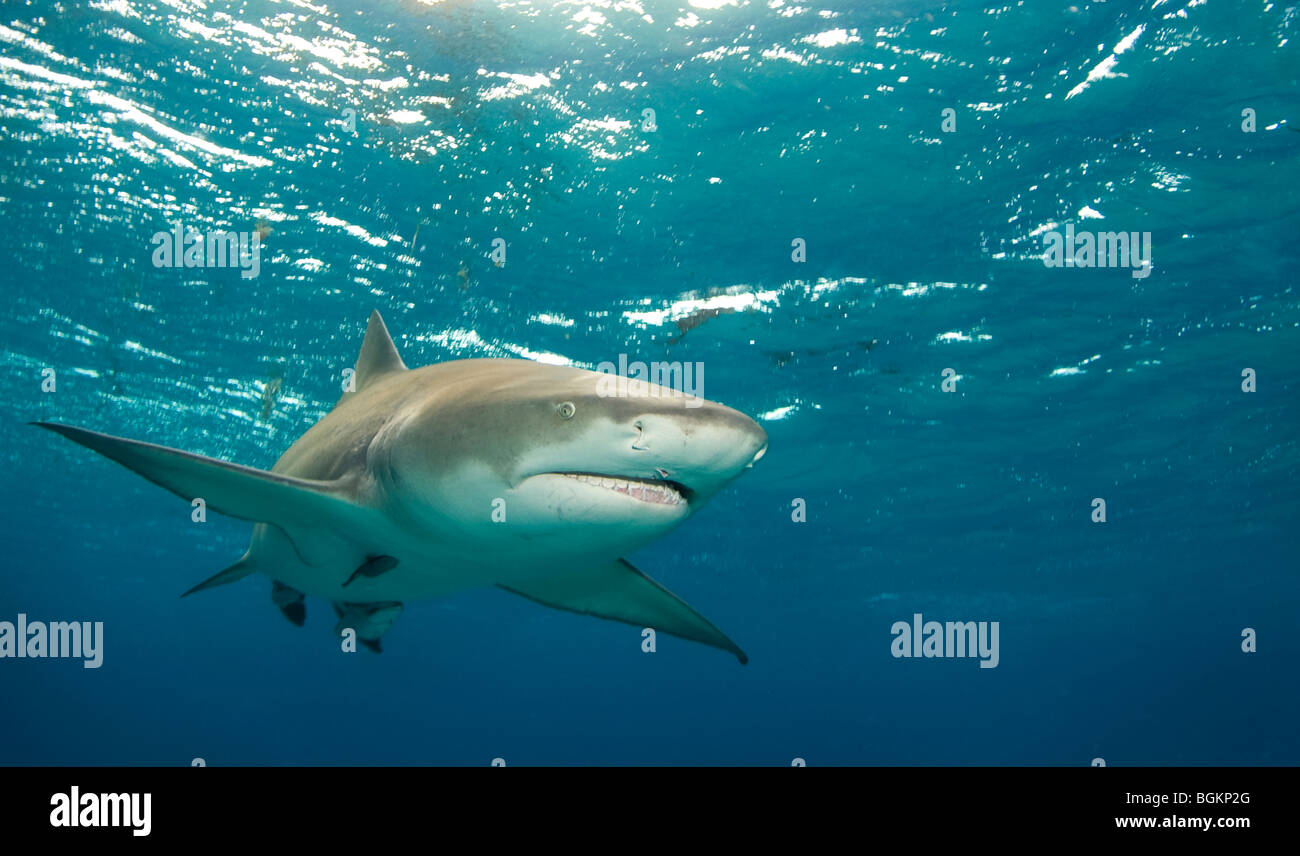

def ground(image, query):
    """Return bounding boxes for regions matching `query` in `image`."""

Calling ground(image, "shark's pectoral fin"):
[272,581,306,627]
[332,601,403,652]
[33,422,368,565]
[342,554,399,588]
[181,553,256,598]
[499,559,748,664]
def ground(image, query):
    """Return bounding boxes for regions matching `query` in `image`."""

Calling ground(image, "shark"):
[35,311,768,662]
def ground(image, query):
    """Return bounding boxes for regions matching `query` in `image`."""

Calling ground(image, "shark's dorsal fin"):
[353,310,407,391]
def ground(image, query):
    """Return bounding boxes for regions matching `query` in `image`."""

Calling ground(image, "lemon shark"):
[34,312,767,662]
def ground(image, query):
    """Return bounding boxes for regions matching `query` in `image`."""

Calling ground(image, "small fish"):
[667,306,737,344]
[260,374,283,421]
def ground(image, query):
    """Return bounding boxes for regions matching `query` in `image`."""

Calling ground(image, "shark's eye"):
[557,401,576,419]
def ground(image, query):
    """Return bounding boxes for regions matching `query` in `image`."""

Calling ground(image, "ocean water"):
[1,0,1297,766]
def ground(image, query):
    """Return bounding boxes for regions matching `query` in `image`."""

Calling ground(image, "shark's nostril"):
[746,444,767,468]
[632,420,647,450]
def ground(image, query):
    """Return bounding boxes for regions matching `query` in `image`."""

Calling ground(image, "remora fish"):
[35,312,768,662]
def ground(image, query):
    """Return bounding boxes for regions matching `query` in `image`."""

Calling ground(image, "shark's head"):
[380,360,767,562]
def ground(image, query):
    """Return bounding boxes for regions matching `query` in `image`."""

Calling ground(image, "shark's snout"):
[626,403,767,495]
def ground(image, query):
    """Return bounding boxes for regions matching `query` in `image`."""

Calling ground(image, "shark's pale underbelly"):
[243,520,603,603]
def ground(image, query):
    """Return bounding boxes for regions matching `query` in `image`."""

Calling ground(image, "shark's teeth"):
[561,473,685,506]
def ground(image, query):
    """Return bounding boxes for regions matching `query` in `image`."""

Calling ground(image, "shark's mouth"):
[557,472,690,506]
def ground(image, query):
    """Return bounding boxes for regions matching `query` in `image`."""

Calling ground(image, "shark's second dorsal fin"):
[353,310,407,391]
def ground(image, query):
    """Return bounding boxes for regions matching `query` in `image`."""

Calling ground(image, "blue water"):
[2,0,1297,765]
